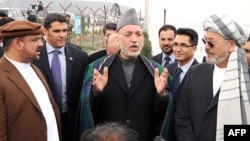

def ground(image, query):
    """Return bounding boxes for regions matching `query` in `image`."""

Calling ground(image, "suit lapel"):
[65,46,74,91]
[202,64,214,105]
[40,45,53,83]
[109,57,128,94]
[2,57,42,113]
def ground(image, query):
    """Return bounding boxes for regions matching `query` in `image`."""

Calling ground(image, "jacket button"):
[126,119,130,123]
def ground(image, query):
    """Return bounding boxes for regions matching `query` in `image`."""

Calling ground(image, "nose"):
[38,39,43,47]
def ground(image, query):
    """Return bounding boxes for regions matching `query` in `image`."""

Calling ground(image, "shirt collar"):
[178,58,195,73]
[46,42,65,54]
[161,53,175,62]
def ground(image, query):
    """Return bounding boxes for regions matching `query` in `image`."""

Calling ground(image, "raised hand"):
[92,67,108,93]
[154,68,168,97]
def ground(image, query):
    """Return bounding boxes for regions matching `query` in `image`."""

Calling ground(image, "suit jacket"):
[90,55,168,141]
[151,52,163,64]
[33,43,88,141]
[175,63,219,141]
[88,49,107,64]
[0,57,61,141]
[167,59,199,109]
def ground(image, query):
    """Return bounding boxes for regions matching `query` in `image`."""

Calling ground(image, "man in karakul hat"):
[175,14,250,141]
[78,8,172,141]
[0,20,62,141]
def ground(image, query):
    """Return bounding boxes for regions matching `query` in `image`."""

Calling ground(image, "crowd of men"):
[0,7,250,141]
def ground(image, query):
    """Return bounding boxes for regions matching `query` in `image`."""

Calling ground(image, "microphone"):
[153,136,166,141]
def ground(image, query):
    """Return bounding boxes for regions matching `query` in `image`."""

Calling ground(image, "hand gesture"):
[154,68,168,96]
[92,67,108,92]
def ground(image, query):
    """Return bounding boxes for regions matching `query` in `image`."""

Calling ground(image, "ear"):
[193,46,197,52]
[42,26,47,35]
[11,38,24,51]
[228,40,237,52]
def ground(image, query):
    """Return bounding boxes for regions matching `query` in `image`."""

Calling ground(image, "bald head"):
[106,33,120,55]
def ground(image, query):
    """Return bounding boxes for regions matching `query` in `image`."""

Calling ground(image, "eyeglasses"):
[202,38,227,48]
[173,43,193,48]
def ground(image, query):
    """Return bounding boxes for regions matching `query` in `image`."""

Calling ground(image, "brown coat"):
[0,57,61,141]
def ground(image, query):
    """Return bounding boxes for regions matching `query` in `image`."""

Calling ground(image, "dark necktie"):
[164,57,170,67]
[51,50,62,111]
[172,67,182,95]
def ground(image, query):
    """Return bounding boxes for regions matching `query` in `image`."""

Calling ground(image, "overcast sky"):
[84,0,250,60]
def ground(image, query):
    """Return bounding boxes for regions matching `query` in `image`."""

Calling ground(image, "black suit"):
[88,49,107,64]
[33,43,88,141]
[175,63,219,141]
[166,59,199,141]
[151,53,164,64]
[167,59,199,109]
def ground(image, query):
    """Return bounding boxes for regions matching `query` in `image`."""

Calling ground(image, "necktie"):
[51,50,62,111]
[164,57,170,67]
[172,67,182,95]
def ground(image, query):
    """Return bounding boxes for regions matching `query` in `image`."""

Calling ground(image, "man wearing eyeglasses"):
[165,27,199,141]
[175,14,250,141]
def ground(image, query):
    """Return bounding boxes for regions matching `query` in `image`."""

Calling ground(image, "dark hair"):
[176,28,199,46]
[2,37,15,50]
[103,23,117,35]
[80,122,139,141]
[27,14,37,23]
[0,17,15,50]
[158,24,176,38]
[65,14,70,18]
[0,17,14,26]
[0,12,8,18]
[247,34,250,42]
[43,13,67,29]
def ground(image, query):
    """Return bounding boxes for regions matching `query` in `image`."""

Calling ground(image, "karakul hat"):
[117,8,140,31]
[0,20,43,38]
[203,14,248,47]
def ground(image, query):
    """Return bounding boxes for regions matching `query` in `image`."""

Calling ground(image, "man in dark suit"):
[166,28,199,141]
[0,20,61,141]
[167,28,199,108]
[152,24,176,67]
[175,14,250,141]
[88,23,117,64]
[33,13,88,141]
[80,8,170,141]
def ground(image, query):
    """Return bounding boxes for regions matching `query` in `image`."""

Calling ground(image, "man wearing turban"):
[175,14,250,141]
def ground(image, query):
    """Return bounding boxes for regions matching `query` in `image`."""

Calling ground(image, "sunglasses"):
[202,38,216,48]
[202,38,228,48]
